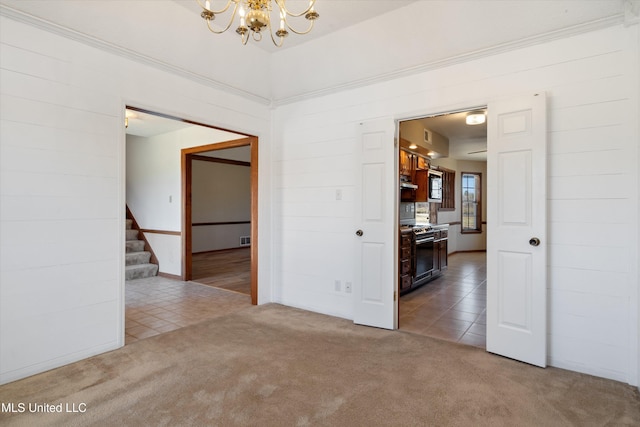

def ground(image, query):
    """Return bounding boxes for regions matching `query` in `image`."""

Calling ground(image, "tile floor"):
[125,276,251,344]
[399,251,487,348]
[126,252,486,346]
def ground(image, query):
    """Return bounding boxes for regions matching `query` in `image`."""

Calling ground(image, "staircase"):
[125,218,158,280]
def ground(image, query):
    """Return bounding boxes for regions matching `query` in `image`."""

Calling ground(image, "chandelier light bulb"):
[197,0,319,47]
[239,5,246,26]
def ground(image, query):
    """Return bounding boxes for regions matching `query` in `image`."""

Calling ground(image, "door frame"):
[395,104,488,327]
[182,136,259,305]
[124,105,259,305]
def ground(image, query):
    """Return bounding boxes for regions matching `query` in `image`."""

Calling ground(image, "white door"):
[354,119,397,329]
[486,92,547,367]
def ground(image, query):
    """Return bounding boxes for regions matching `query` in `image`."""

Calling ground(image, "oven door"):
[414,235,435,283]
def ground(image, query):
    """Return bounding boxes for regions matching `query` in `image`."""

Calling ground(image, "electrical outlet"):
[334,280,341,292]
[345,282,352,293]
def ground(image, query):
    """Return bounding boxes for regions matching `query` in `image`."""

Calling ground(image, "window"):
[461,172,482,233]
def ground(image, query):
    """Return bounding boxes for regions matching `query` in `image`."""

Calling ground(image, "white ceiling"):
[403,109,488,161]
[1,1,626,102]
[126,110,192,138]
[174,0,418,52]
[5,0,626,160]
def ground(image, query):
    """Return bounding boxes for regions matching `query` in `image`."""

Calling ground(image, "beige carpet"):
[1,304,638,426]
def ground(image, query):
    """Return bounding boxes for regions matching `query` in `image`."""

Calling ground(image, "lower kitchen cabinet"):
[399,226,448,295]
[399,228,413,292]
[435,229,448,273]
[439,238,448,271]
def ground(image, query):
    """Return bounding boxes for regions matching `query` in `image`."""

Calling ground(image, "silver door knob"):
[356,229,363,237]
[529,237,540,246]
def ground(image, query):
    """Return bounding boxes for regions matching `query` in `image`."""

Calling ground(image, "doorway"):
[182,137,259,304]
[124,107,259,345]
[397,108,488,347]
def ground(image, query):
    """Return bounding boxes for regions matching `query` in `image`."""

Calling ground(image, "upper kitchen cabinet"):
[415,170,428,202]
[416,156,428,171]
[399,149,414,177]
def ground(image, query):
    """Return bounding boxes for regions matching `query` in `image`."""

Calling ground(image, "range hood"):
[400,182,418,189]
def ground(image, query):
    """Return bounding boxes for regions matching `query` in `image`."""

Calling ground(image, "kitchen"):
[397,109,488,347]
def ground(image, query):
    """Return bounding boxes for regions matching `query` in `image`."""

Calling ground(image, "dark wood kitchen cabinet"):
[415,169,428,202]
[399,149,414,177]
[416,156,428,170]
[439,229,448,271]
[433,229,448,274]
[399,228,413,292]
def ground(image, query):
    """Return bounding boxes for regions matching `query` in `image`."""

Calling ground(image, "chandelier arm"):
[284,15,315,35]
[274,0,316,18]
[267,19,286,47]
[196,0,237,15]
[205,2,240,34]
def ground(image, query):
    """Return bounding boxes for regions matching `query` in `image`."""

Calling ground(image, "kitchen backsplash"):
[415,202,430,224]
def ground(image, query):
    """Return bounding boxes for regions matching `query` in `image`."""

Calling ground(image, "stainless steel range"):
[412,225,435,285]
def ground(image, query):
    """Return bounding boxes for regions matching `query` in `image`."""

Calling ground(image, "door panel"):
[487,93,547,367]
[497,251,532,330]
[498,151,531,224]
[354,119,397,330]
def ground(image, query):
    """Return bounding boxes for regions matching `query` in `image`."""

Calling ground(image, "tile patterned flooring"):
[399,251,487,348]
[126,252,487,347]
[125,276,250,344]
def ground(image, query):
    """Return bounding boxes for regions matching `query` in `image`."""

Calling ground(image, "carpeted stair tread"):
[126,240,145,253]
[125,251,152,266]
[126,229,139,241]
[125,213,158,279]
[125,263,158,280]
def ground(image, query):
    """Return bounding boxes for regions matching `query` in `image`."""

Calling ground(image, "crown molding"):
[271,14,625,106]
[625,0,640,26]
[0,4,626,109]
[0,4,272,106]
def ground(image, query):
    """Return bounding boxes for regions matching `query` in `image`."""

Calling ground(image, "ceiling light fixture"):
[197,0,319,47]
[466,111,486,125]
[409,143,418,149]
[125,110,138,129]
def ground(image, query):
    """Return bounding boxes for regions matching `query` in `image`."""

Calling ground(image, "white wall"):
[1,1,637,391]
[0,16,271,384]
[271,24,639,385]
[269,1,624,103]
[191,159,251,253]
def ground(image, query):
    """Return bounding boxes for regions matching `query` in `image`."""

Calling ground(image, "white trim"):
[0,4,272,106]
[272,15,625,106]
[0,4,624,108]
[625,0,640,26]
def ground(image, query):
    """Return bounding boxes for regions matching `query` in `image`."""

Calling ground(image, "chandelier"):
[196,0,319,47]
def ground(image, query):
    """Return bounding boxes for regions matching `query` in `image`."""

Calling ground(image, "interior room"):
[124,109,253,343]
[1,0,639,424]
[398,109,488,348]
